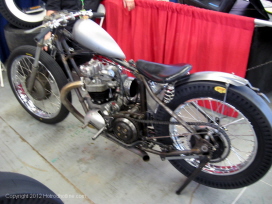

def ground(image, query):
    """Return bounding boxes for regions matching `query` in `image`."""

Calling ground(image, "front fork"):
[26,40,44,92]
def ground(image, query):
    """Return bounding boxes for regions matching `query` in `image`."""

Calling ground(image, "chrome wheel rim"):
[10,55,61,119]
[169,98,257,175]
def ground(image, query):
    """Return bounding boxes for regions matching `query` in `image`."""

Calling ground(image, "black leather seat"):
[136,60,192,83]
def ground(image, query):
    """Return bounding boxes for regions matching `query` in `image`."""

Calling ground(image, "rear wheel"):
[154,81,272,189]
[7,45,71,124]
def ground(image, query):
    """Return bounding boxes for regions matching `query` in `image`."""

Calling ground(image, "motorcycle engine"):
[80,58,139,104]
[80,59,118,104]
[80,59,141,143]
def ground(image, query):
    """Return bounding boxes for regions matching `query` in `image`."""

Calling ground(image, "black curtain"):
[0,13,9,62]
[246,27,272,93]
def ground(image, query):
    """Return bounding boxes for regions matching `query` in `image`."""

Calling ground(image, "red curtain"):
[101,0,255,77]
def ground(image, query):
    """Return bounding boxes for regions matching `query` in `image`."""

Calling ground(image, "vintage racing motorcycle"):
[6,10,272,194]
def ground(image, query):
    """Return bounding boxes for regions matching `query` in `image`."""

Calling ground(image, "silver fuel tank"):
[72,19,126,59]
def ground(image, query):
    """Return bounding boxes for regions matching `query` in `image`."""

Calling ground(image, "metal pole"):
[254,19,272,27]
[0,61,4,87]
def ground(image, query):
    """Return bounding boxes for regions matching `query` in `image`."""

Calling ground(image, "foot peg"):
[92,127,106,140]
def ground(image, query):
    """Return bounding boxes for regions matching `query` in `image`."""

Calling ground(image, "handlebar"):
[92,12,105,18]
[34,27,52,42]
[32,10,105,42]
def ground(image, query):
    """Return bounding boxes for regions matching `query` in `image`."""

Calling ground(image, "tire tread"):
[154,81,272,189]
[7,45,71,124]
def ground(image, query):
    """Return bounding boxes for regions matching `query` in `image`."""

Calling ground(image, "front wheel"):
[7,45,71,124]
[154,81,272,189]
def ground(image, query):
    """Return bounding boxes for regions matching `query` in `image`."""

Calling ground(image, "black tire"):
[7,45,71,124]
[154,81,272,189]
[0,0,45,29]
[4,23,40,52]
[0,172,63,204]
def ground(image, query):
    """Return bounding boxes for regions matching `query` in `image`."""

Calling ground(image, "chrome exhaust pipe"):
[84,109,105,129]
[60,81,106,130]
[60,81,94,128]
[105,132,150,162]
[127,147,150,162]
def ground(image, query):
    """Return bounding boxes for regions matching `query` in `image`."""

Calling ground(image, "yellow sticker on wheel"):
[214,86,226,93]
[25,53,33,56]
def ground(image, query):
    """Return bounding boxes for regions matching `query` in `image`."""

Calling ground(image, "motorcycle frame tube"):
[138,74,195,133]
[61,30,84,77]
[55,31,89,113]
[104,132,201,158]
[55,39,74,80]
[110,58,138,73]
[60,38,89,113]
[137,78,148,136]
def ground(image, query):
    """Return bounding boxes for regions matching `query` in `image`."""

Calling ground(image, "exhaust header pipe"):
[60,81,106,130]
[60,81,93,127]
[129,147,150,162]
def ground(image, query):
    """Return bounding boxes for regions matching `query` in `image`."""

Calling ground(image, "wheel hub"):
[191,125,231,163]
[26,74,51,100]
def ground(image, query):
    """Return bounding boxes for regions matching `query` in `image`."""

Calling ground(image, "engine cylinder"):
[89,90,111,104]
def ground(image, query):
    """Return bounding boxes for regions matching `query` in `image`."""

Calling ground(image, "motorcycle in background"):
[0,0,46,29]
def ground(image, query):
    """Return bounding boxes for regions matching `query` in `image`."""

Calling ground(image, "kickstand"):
[176,155,210,195]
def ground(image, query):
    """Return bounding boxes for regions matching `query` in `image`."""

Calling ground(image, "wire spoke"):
[170,97,257,175]
[11,55,61,119]
[223,118,246,127]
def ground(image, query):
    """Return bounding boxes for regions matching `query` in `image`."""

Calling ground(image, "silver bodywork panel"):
[184,71,250,86]
[149,71,252,114]
[72,19,126,59]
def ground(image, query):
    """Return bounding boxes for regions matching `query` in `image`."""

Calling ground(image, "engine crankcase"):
[112,117,139,144]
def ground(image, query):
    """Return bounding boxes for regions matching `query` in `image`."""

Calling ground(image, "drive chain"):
[110,114,222,131]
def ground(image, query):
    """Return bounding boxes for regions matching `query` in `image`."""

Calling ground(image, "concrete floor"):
[0,70,272,204]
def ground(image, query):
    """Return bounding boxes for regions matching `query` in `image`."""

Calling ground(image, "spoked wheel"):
[154,81,272,189]
[170,98,256,173]
[7,45,71,124]
[0,0,46,29]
